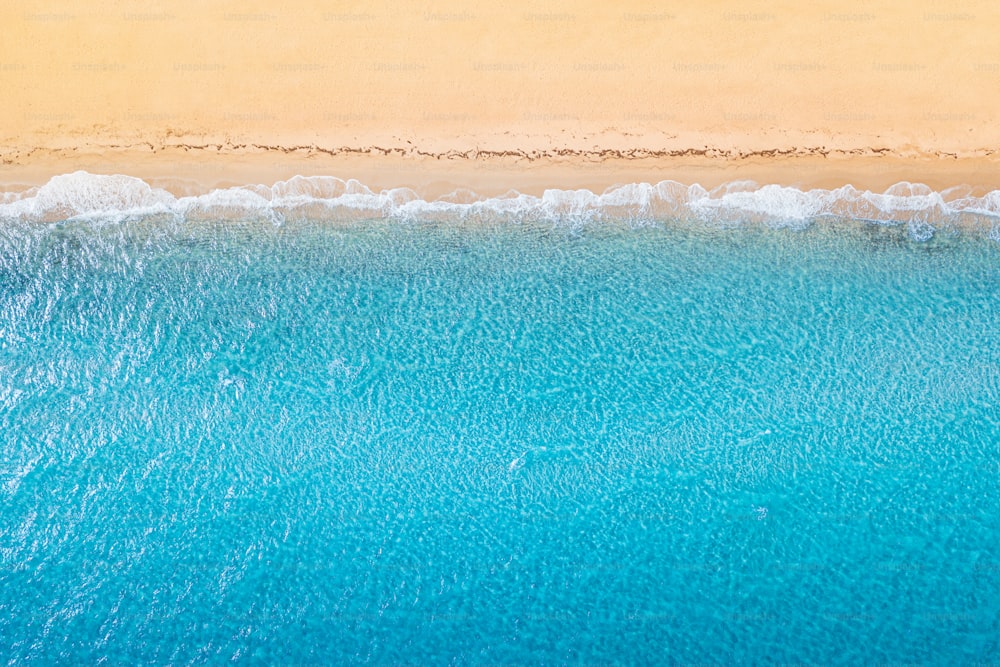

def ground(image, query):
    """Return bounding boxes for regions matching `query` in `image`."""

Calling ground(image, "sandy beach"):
[5,4,1000,663]
[3,0,999,195]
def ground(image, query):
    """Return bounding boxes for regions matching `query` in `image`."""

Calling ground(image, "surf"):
[2,171,1000,240]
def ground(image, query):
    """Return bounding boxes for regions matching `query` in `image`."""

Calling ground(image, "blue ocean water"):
[1,210,999,664]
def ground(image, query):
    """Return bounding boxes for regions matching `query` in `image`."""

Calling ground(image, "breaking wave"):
[3,171,1000,239]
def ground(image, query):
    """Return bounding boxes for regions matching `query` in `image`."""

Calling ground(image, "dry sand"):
[3,0,999,195]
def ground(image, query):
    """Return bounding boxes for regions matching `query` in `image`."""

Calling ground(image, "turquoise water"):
[1,213,999,664]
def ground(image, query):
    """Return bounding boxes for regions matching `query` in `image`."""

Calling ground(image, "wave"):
[3,171,1000,238]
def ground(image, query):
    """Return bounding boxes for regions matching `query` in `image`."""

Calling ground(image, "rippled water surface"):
[1,216,999,664]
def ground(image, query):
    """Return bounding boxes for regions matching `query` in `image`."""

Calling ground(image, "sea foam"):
[2,171,1000,236]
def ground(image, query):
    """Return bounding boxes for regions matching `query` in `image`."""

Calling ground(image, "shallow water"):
[1,215,999,664]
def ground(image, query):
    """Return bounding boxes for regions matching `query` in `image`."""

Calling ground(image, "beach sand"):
[3,0,999,195]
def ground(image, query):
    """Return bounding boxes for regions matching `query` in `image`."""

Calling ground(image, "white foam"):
[3,171,1000,235]
[1,172,175,221]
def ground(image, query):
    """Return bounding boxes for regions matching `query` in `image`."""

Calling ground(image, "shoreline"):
[5,153,1000,234]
